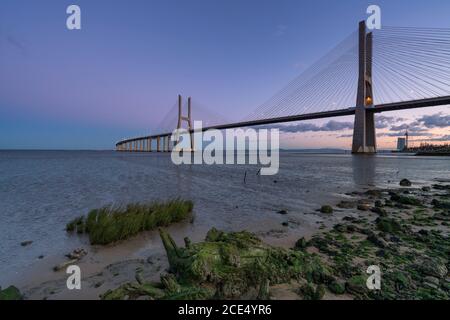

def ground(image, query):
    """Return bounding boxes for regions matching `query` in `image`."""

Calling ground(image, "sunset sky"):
[0,0,449,150]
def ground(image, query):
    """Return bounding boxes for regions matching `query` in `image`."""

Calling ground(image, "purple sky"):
[0,0,449,149]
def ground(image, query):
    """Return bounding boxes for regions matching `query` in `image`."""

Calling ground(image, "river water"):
[0,150,449,286]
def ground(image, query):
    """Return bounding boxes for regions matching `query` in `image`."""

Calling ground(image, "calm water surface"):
[0,150,449,284]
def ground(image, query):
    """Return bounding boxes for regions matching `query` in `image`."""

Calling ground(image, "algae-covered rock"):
[160,228,332,299]
[299,283,325,300]
[357,204,370,211]
[390,194,422,206]
[0,286,23,300]
[416,258,448,279]
[337,201,355,209]
[400,179,412,187]
[346,275,368,295]
[294,237,308,251]
[320,205,333,214]
[371,207,387,217]
[101,282,165,300]
[328,280,345,295]
[376,217,402,234]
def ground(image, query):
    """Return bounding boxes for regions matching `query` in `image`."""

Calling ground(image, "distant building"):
[397,138,406,151]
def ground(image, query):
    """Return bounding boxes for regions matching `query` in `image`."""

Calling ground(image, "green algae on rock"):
[101,184,449,300]
[102,228,335,300]
[320,205,333,214]
[0,286,22,300]
[160,227,334,299]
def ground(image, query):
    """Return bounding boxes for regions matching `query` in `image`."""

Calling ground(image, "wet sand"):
[14,185,387,300]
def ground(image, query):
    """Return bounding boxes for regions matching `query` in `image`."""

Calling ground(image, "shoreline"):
[6,177,448,300]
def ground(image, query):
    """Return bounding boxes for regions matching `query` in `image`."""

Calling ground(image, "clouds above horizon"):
[415,113,450,128]
[261,112,449,142]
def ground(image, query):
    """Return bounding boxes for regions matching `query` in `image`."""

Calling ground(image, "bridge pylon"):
[352,21,376,154]
[174,94,194,151]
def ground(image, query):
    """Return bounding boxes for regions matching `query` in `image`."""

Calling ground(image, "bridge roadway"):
[115,95,450,147]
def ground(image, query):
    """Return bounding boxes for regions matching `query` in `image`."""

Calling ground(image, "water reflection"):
[352,155,376,186]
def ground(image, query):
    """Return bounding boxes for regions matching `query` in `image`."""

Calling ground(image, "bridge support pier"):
[175,95,194,151]
[352,21,376,154]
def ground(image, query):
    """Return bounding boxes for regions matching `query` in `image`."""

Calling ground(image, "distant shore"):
[415,151,450,156]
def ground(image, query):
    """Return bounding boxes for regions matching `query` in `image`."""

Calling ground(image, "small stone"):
[20,241,33,247]
[281,222,289,227]
[65,248,87,260]
[367,232,389,248]
[371,207,387,217]
[400,179,412,187]
[422,186,431,192]
[53,259,78,272]
[277,210,288,215]
[423,276,440,290]
[357,204,370,211]
[375,249,387,257]
[38,255,44,259]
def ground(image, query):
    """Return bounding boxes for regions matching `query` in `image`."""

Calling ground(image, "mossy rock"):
[0,286,23,300]
[376,217,402,234]
[294,237,308,251]
[328,280,345,295]
[299,283,325,300]
[400,179,412,187]
[346,275,368,295]
[390,194,422,206]
[160,228,333,299]
[388,271,410,291]
[357,204,370,211]
[320,205,333,214]
[415,258,448,279]
[371,207,387,217]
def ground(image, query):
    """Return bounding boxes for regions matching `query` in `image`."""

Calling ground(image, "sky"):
[0,0,449,150]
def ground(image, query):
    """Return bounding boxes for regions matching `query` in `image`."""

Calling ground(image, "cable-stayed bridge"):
[116,21,450,153]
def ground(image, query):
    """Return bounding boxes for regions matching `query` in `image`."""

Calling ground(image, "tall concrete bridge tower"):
[176,94,194,151]
[352,21,376,153]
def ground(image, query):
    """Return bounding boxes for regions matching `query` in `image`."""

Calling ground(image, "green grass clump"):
[66,199,193,245]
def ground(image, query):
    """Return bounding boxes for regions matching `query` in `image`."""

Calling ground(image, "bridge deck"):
[116,96,450,146]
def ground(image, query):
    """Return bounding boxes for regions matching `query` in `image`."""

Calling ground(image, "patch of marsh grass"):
[66,199,193,245]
